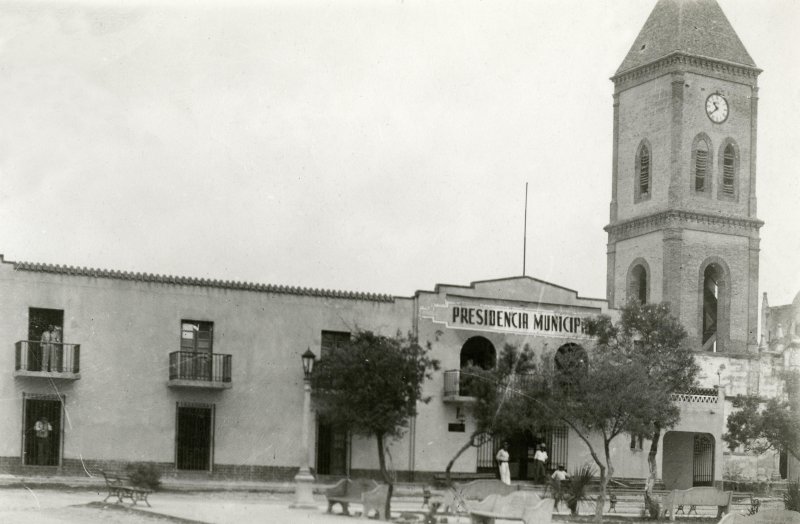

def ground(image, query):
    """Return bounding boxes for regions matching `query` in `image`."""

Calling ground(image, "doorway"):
[23,395,62,466]
[316,422,349,476]
[28,308,64,372]
[176,404,214,471]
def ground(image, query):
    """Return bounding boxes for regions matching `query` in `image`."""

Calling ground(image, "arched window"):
[635,141,651,202]
[699,260,730,352]
[718,140,738,200]
[627,261,649,304]
[554,343,587,393]
[692,135,712,194]
[460,336,496,370]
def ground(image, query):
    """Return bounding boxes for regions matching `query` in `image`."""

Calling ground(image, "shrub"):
[784,480,800,512]
[125,462,162,491]
[552,463,595,516]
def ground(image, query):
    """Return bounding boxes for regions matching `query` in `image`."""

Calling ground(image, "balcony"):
[670,386,720,404]
[14,341,81,380]
[442,369,547,403]
[168,351,232,389]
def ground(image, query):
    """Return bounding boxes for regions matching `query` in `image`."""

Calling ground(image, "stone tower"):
[605,0,763,353]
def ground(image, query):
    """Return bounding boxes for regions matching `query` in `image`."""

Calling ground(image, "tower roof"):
[616,0,756,76]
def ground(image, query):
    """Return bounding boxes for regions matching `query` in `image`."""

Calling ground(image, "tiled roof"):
[13,261,395,302]
[616,0,756,76]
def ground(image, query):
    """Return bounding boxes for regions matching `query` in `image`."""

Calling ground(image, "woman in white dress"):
[496,442,511,485]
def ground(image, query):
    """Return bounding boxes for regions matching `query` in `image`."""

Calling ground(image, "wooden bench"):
[100,470,152,507]
[663,486,732,521]
[325,478,390,520]
[467,491,552,524]
[718,509,800,523]
[435,479,518,514]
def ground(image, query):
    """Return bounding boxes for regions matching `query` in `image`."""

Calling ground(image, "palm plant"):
[552,463,595,516]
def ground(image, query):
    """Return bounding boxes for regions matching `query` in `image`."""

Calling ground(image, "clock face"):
[706,93,729,123]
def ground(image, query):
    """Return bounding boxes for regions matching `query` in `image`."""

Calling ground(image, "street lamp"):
[291,348,317,509]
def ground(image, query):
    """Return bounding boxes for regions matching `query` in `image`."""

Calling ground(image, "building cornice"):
[612,51,761,92]
[604,210,763,242]
[13,261,396,303]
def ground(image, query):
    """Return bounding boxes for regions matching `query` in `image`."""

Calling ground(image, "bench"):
[663,486,732,521]
[100,470,152,507]
[325,478,390,520]
[718,509,800,523]
[434,479,518,514]
[468,491,552,524]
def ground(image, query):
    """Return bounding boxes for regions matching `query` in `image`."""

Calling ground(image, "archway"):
[460,336,496,370]
[662,432,715,489]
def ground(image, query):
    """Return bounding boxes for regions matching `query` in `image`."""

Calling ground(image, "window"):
[321,331,350,358]
[630,433,644,451]
[700,259,729,353]
[628,262,649,304]
[181,321,213,353]
[635,142,651,201]
[721,144,736,197]
[692,136,711,193]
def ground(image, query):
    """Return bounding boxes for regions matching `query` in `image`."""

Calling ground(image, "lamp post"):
[291,348,317,509]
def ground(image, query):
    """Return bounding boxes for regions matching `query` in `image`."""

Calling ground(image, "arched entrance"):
[458,336,496,397]
[662,432,715,489]
[460,336,496,370]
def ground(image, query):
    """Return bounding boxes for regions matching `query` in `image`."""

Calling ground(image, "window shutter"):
[722,145,735,196]
[639,147,650,195]
[695,149,707,191]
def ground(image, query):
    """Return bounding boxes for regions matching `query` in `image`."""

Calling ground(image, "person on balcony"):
[496,442,511,485]
[39,325,54,372]
[51,326,62,372]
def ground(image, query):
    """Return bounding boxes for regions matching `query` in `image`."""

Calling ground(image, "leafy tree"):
[724,371,800,463]
[521,302,697,522]
[585,301,698,519]
[310,330,439,520]
[443,344,538,484]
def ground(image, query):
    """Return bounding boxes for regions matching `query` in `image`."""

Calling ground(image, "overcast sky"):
[0,0,798,306]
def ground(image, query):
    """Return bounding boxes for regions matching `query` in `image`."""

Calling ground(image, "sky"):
[0,0,798,305]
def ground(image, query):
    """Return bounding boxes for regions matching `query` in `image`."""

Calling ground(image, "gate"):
[693,433,714,486]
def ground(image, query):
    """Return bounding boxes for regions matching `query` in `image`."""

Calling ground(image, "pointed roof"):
[616,0,756,76]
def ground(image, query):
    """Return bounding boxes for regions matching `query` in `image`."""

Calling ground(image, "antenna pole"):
[523,182,528,276]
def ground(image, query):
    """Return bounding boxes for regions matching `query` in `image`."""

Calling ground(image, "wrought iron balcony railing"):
[168,351,232,387]
[15,340,80,376]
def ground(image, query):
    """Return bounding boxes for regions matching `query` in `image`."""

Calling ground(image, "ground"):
[0,487,778,523]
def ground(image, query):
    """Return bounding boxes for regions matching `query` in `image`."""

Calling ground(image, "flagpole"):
[523,182,528,276]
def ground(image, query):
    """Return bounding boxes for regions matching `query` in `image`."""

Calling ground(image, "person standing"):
[39,325,53,372]
[34,416,53,465]
[51,326,63,372]
[496,441,511,485]
[533,443,548,483]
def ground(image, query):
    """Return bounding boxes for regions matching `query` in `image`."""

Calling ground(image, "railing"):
[169,351,231,383]
[15,340,80,374]
[671,386,719,403]
[444,369,537,398]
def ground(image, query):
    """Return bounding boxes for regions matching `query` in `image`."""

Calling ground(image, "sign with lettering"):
[419,302,591,338]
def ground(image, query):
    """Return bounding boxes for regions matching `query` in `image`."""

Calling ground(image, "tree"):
[521,302,698,522]
[310,330,439,520]
[585,302,698,519]
[724,370,800,463]
[442,344,538,485]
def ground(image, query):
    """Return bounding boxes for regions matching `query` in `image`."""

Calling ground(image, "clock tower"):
[605,0,762,353]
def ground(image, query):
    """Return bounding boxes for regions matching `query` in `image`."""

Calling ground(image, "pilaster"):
[662,226,683,317]
[669,72,685,206]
